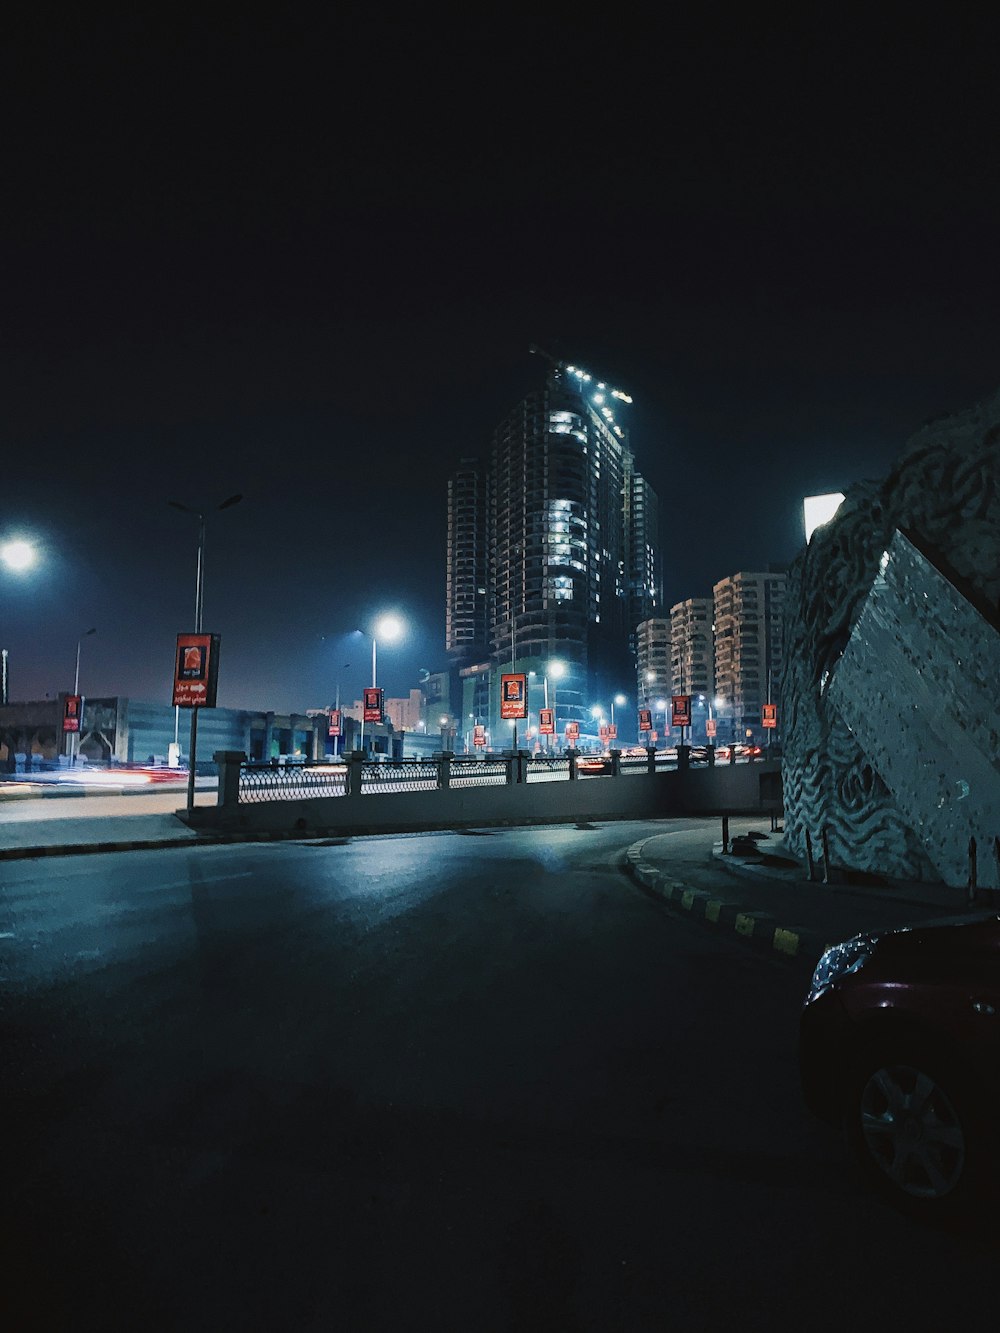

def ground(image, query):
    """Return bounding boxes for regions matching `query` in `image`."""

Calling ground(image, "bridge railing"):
[216,747,675,808]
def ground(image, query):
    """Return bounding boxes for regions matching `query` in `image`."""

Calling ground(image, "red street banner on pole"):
[473,724,486,747]
[638,708,652,733]
[599,724,610,744]
[706,717,717,738]
[363,687,384,723]
[762,703,778,729]
[539,708,554,734]
[671,694,692,728]
[565,721,580,741]
[328,709,342,737]
[62,694,82,733]
[609,724,617,740]
[172,633,220,708]
[500,673,527,720]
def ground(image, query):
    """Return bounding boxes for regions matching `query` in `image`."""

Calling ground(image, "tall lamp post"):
[612,693,626,740]
[1,538,38,706]
[546,659,566,752]
[70,627,96,765]
[168,494,243,812]
[359,613,404,757]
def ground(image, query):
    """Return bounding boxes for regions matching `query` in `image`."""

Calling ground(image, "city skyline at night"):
[3,12,998,714]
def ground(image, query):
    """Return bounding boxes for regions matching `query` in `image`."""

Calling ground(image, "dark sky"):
[3,10,999,712]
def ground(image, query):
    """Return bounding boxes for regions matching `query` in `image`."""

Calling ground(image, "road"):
[2,820,995,1330]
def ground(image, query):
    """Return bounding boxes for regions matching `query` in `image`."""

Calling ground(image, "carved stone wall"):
[781,390,1000,883]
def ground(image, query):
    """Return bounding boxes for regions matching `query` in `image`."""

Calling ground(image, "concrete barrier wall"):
[679,760,782,814]
[188,770,683,835]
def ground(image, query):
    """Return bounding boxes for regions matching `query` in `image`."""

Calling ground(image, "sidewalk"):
[624,815,984,967]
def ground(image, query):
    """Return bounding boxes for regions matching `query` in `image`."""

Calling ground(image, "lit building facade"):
[713,570,786,744]
[668,597,715,744]
[445,459,491,667]
[447,354,661,745]
[635,617,671,714]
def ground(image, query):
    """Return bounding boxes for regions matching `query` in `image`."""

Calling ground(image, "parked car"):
[800,914,1000,1217]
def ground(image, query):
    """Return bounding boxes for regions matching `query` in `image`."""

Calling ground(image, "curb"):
[624,839,820,962]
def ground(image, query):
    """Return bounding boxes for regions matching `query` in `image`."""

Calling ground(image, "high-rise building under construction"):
[446,352,661,743]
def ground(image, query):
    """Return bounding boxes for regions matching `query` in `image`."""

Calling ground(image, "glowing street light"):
[359,612,405,755]
[545,659,566,752]
[1,539,37,573]
[612,693,626,735]
[1,536,40,706]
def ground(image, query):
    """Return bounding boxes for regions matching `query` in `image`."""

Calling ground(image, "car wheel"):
[845,1051,985,1216]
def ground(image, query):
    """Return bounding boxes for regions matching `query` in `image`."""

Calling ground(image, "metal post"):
[820,826,832,885]
[722,814,730,854]
[185,512,206,815]
[804,830,816,882]
[968,836,978,903]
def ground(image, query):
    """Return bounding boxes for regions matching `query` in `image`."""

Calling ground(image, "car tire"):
[844,1045,990,1219]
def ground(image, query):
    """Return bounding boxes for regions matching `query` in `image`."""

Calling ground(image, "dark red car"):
[800,914,1000,1217]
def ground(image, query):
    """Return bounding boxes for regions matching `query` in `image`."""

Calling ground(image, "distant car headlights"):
[806,935,877,1004]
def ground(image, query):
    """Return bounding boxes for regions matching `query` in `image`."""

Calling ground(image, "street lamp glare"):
[1,539,36,572]
[374,613,404,642]
[614,693,627,706]
[547,660,566,679]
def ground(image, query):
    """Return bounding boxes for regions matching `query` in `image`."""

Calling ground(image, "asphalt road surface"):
[2,821,996,1331]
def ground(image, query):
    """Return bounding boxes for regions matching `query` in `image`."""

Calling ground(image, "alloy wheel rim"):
[859,1063,966,1199]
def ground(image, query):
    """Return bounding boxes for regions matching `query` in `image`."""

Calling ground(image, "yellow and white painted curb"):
[625,838,814,960]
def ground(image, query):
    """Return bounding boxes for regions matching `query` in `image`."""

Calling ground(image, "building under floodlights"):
[446,353,661,742]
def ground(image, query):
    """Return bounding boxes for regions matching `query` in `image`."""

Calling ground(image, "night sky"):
[4,11,999,713]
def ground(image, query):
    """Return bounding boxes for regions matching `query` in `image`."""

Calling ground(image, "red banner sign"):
[565,721,580,741]
[762,703,778,729]
[172,633,220,708]
[638,708,652,733]
[671,694,692,728]
[363,687,384,724]
[599,724,610,743]
[473,724,486,747]
[539,708,555,735]
[62,694,83,733]
[500,673,527,720]
[609,724,617,740]
[706,717,717,738]
[328,708,342,737]
[650,730,659,743]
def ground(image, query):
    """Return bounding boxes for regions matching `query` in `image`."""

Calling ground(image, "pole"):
[71,637,82,765]
[544,675,550,753]
[186,512,205,815]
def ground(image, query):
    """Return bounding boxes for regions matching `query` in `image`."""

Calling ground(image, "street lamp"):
[1,536,39,705]
[1,539,37,573]
[69,627,96,765]
[547,659,566,751]
[167,493,243,811]
[359,613,404,756]
[612,693,626,738]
